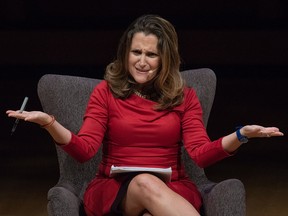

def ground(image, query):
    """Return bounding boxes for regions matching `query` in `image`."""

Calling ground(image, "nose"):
[138,54,147,67]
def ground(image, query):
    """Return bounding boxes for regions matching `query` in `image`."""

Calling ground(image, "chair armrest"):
[47,186,83,216]
[201,179,246,216]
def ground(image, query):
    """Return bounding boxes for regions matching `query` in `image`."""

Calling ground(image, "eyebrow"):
[131,48,159,55]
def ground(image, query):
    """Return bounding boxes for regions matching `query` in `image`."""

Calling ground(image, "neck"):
[133,89,148,99]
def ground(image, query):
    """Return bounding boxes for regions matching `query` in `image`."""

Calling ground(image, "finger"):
[7,112,25,119]
[6,110,17,114]
[260,129,284,137]
[260,127,280,133]
[270,131,284,137]
[260,130,270,137]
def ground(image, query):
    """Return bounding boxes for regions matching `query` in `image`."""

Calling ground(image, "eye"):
[131,50,142,55]
[146,52,159,58]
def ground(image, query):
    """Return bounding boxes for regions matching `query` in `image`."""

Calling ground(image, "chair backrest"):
[37,68,216,197]
[180,69,216,189]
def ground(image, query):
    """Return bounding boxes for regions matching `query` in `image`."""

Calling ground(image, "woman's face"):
[128,32,161,85]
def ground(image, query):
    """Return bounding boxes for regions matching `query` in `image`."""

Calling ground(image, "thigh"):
[167,179,202,212]
[122,174,200,216]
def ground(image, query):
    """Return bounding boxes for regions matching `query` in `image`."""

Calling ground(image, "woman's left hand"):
[241,125,284,138]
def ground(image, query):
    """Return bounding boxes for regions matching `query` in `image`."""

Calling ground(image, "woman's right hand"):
[6,110,52,127]
[7,110,71,145]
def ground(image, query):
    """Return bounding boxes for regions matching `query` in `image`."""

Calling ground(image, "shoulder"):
[89,80,112,101]
[183,86,198,101]
[172,87,199,112]
[92,80,110,94]
[94,80,109,90]
[182,86,202,111]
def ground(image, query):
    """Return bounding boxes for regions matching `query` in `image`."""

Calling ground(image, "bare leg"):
[122,173,200,216]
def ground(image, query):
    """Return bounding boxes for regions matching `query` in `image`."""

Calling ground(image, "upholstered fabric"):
[37,68,246,216]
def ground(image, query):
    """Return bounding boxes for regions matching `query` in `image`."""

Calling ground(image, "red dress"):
[62,80,230,215]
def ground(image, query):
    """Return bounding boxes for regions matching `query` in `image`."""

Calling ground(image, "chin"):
[132,75,148,84]
[135,79,148,84]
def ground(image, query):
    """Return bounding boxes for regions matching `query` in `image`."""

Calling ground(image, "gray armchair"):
[37,68,246,216]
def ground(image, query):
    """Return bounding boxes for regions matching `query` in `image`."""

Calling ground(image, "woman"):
[6,14,283,216]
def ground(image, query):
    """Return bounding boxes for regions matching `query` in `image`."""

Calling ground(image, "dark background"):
[1,0,288,215]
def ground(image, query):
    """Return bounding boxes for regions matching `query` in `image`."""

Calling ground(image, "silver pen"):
[11,96,29,135]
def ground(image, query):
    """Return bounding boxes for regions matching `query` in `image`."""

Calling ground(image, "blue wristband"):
[236,126,248,143]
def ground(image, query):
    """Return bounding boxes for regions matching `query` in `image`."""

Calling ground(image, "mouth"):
[136,68,149,73]
[135,68,149,73]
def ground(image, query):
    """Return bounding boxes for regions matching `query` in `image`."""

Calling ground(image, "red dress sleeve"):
[61,81,109,163]
[182,88,231,168]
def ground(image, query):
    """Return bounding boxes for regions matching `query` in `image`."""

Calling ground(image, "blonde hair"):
[104,14,185,110]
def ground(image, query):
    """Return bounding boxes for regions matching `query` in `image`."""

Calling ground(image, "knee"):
[128,173,164,200]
